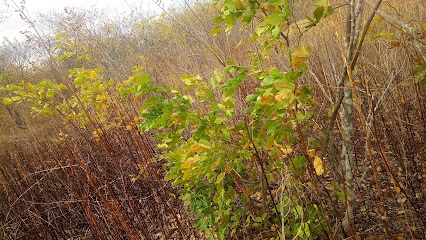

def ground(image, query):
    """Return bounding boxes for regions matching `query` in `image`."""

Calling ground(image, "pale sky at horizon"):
[0,0,170,41]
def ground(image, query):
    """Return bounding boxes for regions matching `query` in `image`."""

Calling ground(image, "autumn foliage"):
[0,0,425,239]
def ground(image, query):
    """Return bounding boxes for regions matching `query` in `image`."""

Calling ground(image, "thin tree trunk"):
[340,77,355,233]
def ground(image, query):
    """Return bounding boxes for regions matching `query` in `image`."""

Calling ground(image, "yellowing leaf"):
[313,157,324,175]
[90,70,97,79]
[308,149,316,157]
[2,97,13,105]
[260,95,275,103]
[280,145,293,154]
[291,46,310,68]
[181,157,200,169]
[26,82,34,91]
[216,172,226,183]
[173,117,185,125]
[316,0,327,7]
[210,26,222,35]
[134,95,142,101]
[125,125,132,130]
[188,144,211,153]
[353,77,361,85]
[275,89,293,101]
[235,0,243,9]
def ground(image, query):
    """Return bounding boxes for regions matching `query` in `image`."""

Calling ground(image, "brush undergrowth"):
[0,0,425,239]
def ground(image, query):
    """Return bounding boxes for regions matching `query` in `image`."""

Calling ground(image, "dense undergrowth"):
[0,0,425,239]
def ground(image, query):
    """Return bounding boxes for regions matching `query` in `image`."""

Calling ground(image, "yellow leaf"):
[308,149,316,157]
[90,70,97,79]
[181,157,200,169]
[26,82,34,91]
[188,144,211,153]
[260,95,274,103]
[291,46,310,68]
[274,89,292,101]
[313,157,324,175]
[353,77,361,85]
[173,117,185,125]
[210,26,222,36]
[280,145,293,154]
[125,125,132,130]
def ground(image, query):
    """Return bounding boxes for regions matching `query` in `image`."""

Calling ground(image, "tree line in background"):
[0,0,425,239]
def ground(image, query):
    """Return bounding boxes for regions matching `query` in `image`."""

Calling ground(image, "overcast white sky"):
[0,0,170,41]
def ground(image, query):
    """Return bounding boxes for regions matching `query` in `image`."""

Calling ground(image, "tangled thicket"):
[0,0,425,239]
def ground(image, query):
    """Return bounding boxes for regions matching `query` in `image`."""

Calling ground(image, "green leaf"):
[213,16,224,24]
[46,89,55,98]
[264,12,284,26]
[256,26,269,36]
[74,75,86,87]
[221,129,231,142]
[3,97,13,105]
[266,119,280,129]
[281,1,291,19]
[209,69,223,88]
[272,24,283,38]
[274,160,284,169]
[221,78,243,96]
[261,68,284,86]
[292,156,307,167]
[137,73,153,85]
[313,6,324,22]
[268,0,287,6]
[216,172,226,184]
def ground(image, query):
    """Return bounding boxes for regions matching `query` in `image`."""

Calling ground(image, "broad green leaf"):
[266,119,280,129]
[292,156,307,167]
[313,6,324,22]
[264,12,284,26]
[221,129,231,142]
[272,24,283,38]
[213,16,224,24]
[221,78,243,96]
[256,26,269,36]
